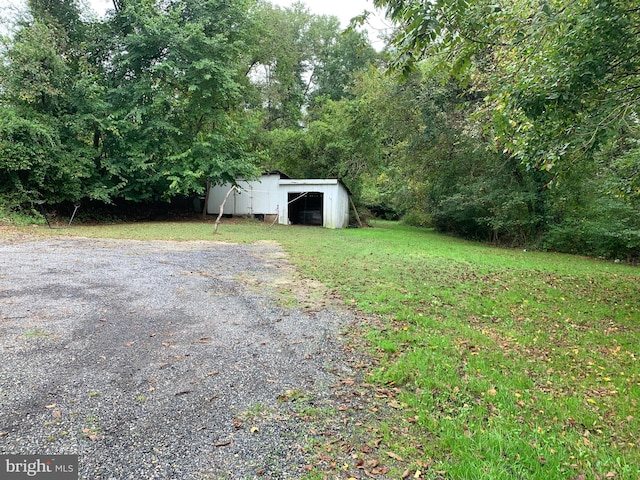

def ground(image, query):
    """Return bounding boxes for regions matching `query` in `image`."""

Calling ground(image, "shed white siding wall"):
[208,174,281,216]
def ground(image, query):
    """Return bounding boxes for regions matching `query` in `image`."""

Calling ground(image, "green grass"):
[20,219,640,479]
[22,327,50,338]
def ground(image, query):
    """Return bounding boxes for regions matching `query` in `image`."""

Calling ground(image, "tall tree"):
[1,0,262,210]
[0,2,109,207]
[246,2,378,130]
[91,0,261,199]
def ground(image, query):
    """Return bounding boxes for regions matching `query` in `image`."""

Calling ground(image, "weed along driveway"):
[0,236,361,479]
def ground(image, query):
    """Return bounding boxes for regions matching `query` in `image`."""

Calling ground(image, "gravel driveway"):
[0,236,360,479]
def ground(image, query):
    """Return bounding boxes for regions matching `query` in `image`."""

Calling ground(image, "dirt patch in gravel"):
[0,235,376,479]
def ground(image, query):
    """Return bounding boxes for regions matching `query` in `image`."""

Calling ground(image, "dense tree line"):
[0,0,374,211]
[367,0,640,259]
[1,0,638,260]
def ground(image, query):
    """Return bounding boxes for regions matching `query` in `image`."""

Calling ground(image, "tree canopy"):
[372,0,640,181]
[1,0,262,208]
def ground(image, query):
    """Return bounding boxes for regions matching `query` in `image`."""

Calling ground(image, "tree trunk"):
[213,186,236,234]
[202,177,211,220]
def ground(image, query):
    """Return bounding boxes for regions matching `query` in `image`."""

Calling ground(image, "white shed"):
[207,172,351,229]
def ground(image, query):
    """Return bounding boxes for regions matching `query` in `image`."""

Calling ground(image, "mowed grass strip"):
[32,219,640,479]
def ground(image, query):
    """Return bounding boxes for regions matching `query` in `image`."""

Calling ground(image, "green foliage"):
[543,164,640,261]
[246,2,378,131]
[374,0,640,184]
[0,0,261,210]
[399,210,431,227]
[0,106,101,207]
[96,0,260,199]
[428,153,551,244]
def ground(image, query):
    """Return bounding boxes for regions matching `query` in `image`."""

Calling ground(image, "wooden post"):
[214,186,236,234]
[270,205,280,226]
[349,196,363,228]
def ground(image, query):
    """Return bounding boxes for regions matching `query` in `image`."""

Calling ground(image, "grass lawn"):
[17,218,640,479]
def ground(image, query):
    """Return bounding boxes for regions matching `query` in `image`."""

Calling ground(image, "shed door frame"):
[287,191,324,226]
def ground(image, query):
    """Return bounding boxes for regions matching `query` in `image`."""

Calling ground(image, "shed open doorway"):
[288,192,323,226]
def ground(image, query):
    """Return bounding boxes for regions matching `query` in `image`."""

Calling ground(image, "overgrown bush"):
[401,210,432,227]
[543,196,640,262]
[427,153,550,244]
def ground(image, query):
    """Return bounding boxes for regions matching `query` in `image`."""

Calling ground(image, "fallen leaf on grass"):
[205,371,219,377]
[386,451,404,462]
[214,440,232,447]
[45,404,57,409]
[52,410,62,420]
